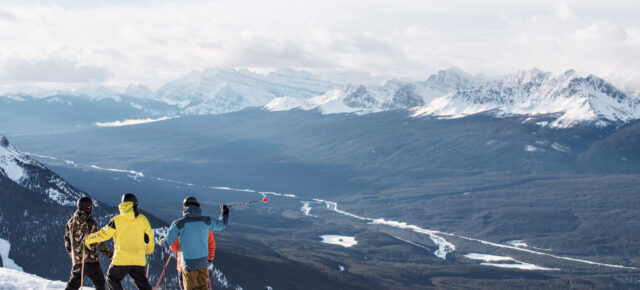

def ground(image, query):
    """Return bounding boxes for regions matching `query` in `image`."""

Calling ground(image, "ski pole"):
[80,244,86,290]
[154,250,173,290]
[208,265,213,290]
[146,254,150,278]
[226,197,268,207]
[164,251,168,290]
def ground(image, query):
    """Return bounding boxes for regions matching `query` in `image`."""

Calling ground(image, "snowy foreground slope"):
[0,135,85,206]
[0,136,182,284]
[0,267,94,290]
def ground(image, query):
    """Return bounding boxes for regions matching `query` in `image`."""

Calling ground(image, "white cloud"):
[0,58,111,82]
[0,0,638,91]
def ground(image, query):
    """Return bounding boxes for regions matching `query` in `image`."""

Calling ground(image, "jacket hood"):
[73,209,92,222]
[119,201,137,219]
[183,205,202,218]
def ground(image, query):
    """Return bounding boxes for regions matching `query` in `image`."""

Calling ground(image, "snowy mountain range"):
[155,68,335,114]
[267,68,640,128]
[412,69,640,128]
[2,67,639,129]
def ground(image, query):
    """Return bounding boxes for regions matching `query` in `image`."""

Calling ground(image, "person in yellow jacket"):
[85,193,154,290]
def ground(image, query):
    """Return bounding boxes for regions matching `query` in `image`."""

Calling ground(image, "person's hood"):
[183,205,202,218]
[119,201,138,219]
[73,209,92,222]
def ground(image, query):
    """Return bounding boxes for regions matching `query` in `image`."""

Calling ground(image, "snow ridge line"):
[392,235,431,251]
[26,152,639,270]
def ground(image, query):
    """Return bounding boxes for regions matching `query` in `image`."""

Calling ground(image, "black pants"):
[106,265,152,290]
[65,262,106,290]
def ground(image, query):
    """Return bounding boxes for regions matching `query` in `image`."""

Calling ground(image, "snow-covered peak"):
[0,136,85,206]
[0,136,43,184]
[424,67,476,89]
[156,67,336,114]
[264,67,640,128]
[0,93,32,103]
[413,69,640,128]
[503,68,550,87]
[124,83,154,99]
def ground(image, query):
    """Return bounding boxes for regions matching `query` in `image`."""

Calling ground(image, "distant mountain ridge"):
[2,67,639,129]
[267,68,640,128]
[412,69,640,128]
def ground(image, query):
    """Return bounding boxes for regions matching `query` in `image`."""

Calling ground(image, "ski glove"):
[221,204,229,216]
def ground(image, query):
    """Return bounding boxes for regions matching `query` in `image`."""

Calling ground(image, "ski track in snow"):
[392,235,432,251]
[26,152,640,271]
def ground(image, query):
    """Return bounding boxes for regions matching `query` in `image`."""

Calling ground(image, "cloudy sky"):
[0,0,639,93]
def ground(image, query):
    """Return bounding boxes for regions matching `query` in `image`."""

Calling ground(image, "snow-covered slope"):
[0,238,22,271]
[267,67,640,128]
[412,69,640,128]
[156,68,335,114]
[266,68,478,114]
[0,135,84,206]
[0,136,175,281]
[0,267,95,290]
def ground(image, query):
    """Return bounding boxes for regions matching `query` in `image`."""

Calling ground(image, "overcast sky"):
[0,0,639,92]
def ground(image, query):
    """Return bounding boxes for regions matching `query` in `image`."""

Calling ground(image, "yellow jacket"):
[85,201,155,266]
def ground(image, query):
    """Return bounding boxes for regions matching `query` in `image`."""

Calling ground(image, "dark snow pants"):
[65,262,106,290]
[106,265,152,290]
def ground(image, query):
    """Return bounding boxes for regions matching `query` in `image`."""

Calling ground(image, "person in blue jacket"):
[159,196,228,290]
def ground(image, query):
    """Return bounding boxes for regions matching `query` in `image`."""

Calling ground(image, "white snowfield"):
[464,253,559,271]
[320,235,358,248]
[95,116,177,127]
[0,238,22,271]
[300,201,315,217]
[0,267,95,290]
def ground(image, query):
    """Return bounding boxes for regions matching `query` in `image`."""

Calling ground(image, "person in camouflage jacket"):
[64,197,113,290]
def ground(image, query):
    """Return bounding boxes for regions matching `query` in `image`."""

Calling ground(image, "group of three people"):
[64,193,229,290]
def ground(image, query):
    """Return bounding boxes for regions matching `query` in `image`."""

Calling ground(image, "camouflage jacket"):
[64,210,113,265]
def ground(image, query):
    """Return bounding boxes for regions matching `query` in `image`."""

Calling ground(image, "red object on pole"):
[263,197,268,203]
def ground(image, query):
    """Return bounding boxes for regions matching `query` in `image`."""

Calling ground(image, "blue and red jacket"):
[163,206,228,271]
